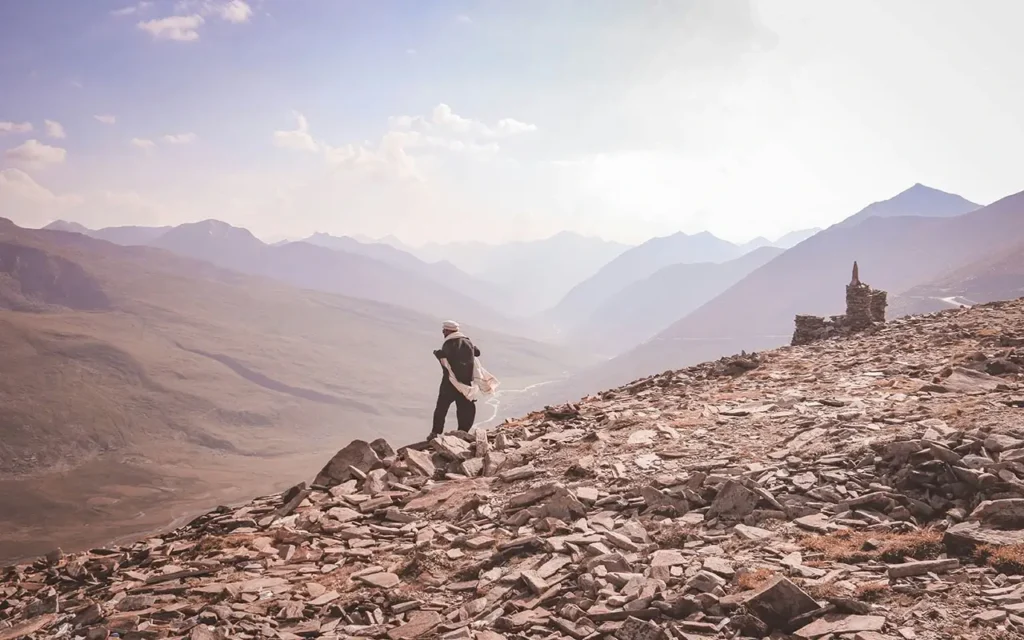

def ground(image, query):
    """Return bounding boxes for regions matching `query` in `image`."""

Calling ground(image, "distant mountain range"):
[301,232,499,310]
[44,220,523,335]
[545,228,821,331]
[572,246,785,356]
[404,232,633,315]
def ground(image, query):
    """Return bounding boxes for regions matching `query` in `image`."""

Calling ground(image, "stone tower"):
[792,261,889,345]
[845,261,874,330]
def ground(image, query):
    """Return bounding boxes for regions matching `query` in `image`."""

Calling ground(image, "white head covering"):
[442,320,460,332]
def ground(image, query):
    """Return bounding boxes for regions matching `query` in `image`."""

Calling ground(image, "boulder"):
[944,521,1024,554]
[969,499,1024,528]
[314,440,383,487]
[707,480,759,521]
[742,576,819,631]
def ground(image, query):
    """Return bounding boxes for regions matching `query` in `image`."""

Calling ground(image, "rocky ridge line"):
[5,300,1024,639]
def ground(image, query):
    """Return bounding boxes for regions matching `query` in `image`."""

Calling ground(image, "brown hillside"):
[893,238,1024,316]
[0,220,589,562]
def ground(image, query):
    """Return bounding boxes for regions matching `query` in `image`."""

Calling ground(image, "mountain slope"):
[411,232,631,315]
[837,183,979,228]
[90,224,172,246]
[147,221,519,334]
[43,221,171,246]
[548,231,742,327]
[303,232,498,307]
[551,186,1024,399]
[42,220,91,234]
[573,246,785,355]
[0,219,590,559]
[892,238,1024,316]
[774,227,821,248]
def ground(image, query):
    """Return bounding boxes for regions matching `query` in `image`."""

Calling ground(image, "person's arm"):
[437,340,456,361]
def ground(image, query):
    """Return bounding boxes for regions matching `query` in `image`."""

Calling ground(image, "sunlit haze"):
[1,0,1022,244]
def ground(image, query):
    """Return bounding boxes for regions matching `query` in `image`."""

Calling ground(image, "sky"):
[1,0,1023,246]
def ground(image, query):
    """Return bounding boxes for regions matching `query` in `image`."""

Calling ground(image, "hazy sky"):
[1,0,1022,245]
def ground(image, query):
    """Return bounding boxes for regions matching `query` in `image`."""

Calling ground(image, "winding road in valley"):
[473,378,563,428]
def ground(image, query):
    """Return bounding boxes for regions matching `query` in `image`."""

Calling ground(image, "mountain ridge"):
[570,245,785,355]
[547,230,745,328]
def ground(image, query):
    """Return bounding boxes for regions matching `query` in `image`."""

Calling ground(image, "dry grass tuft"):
[975,544,1024,575]
[805,582,846,600]
[799,529,943,564]
[855,581,891,602]
[652,523,694,550]
[736,568,775,591]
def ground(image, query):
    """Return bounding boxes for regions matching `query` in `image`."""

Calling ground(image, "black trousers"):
[432,382,476,435]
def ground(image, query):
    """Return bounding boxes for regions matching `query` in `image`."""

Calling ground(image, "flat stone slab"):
[795,614,887,638]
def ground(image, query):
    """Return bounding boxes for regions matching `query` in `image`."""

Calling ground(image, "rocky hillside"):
[5,299,1024,639]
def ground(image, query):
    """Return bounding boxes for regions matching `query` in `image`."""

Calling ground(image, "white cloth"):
[439,332,500,401]
[442,320,460,332]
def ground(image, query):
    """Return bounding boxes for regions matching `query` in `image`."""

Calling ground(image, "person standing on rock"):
[430,320,482,439]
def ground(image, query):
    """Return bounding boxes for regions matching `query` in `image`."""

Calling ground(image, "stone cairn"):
[792,261,888,345]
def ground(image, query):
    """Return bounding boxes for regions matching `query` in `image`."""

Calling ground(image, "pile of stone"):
[4,298,1024,639]
[792,261,889,346]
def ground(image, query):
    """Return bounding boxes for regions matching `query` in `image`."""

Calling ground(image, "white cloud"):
[273,112,320,153]
[137,14,204,42]
[494,118,537,136]
[0,169,82,228]
[94,114,117,125]
[111,2,153,16]
[277,105,533,176]
[0,121,33,134]
[44,120,66,139]
[161,132,198,144]
[173,0,253,23]
[390,104,538,140]
[216,0,252,23]
[0,170,166,230]
[5,139,68,170]
[131,138,157,151]
[456,14,472,24]
[262,104,540,241]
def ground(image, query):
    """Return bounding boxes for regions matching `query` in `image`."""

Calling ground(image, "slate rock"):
[707,480,759,521]
[743,576,819,631]
[314,440,383,487]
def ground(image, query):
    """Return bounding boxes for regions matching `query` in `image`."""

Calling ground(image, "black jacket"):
[434,336,480,386]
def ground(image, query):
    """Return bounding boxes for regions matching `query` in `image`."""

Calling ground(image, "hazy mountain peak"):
[774,228,821,248]
[741,236,773,251]
[895,182,965,202]
[44,220,92,234]
[177,219,262,243]
[840,184,980,228]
